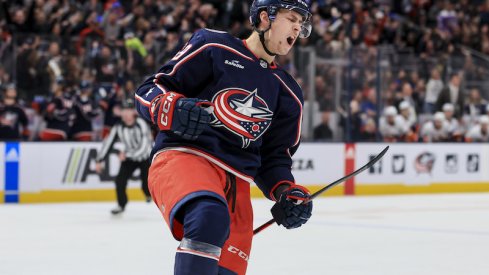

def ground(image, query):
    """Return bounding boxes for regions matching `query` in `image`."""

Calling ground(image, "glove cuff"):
[285,185,311,202]
[270,181,294,201]
[150,92,185,131]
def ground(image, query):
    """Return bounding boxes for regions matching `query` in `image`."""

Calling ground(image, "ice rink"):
[1,193,489,275]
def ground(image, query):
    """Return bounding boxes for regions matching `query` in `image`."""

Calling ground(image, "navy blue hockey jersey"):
[135,29,303,199]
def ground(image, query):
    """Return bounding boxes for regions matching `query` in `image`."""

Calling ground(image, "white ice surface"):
[1,193,489,275]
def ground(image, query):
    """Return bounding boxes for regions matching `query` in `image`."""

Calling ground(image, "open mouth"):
[287,36,295,46]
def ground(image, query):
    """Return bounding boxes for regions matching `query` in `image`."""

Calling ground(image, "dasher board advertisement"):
[290,143,344,185]
[19,142,143,191]
[355,143,488,185]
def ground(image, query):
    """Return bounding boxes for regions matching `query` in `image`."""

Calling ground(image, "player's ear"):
[259,10,270,27]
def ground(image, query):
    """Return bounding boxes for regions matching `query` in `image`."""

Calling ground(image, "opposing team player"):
[134,1,313,274]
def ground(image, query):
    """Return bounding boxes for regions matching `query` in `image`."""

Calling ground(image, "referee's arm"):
[96,125,119,163]
[125,119,153,161]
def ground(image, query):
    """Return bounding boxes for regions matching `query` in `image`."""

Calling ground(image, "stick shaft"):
[253,146,389,235]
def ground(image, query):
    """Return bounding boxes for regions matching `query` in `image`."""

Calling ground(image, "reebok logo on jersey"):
[224,59,244,69]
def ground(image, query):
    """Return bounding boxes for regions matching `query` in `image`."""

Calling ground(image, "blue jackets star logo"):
[211,88,273,148]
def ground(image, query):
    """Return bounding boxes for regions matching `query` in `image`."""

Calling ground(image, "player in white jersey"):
[420,112,450,142]
[379,106,408,142]
[398,101,418,141]
[465,115,489,142]
[442,103,464,140]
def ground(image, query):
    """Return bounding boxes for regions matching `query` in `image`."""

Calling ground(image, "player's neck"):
[245,32,275,64]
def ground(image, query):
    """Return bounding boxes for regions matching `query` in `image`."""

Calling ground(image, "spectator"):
[70,81,100,141]
[359,117,377,141]
[38,80,75,141]
[313,111,333,141]
[464,88,486,117]
[424,68,444,114]
[0,84,29,140]
[436,72,465,118]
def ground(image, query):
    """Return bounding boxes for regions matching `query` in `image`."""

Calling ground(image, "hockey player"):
[442,103,464,141]
[398,101,418,142]
[420,112,450,142]
[379,106,408,142]
[465,115,489,142]
[134,0,313,274]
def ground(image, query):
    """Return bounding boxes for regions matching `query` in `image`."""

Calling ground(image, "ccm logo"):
[160,93,177,126]
[227,245,249,262]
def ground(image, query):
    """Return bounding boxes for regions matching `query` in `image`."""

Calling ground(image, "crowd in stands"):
[1,0,489,143]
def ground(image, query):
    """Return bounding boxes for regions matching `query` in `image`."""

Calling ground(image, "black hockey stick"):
[253,145,389,235]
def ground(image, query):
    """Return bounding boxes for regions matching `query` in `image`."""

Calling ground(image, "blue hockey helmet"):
[249,0,312,38]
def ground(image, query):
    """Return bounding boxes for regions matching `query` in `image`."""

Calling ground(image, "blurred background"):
[3,0,489,143]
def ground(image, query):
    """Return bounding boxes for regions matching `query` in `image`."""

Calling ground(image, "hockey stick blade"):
[253,145,389,235]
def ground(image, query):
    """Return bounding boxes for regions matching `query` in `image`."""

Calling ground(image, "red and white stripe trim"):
[157,43,254,77]
[135,93,150,107]
[153,147,255,185]
[272,73,302,146]
[176,247,220,261]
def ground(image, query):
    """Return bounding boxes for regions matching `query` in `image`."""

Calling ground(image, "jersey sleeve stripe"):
[273,73,302,146]
[135,94,151,107]
[158,43,254,77]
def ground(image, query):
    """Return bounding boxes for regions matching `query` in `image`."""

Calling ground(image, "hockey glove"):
[271,185,313,229]
[150,92,213,140]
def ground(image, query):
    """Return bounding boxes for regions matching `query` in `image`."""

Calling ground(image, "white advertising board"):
[291,143,344,185]
[19,142,143,191]
[7,141,488,199]
[355,143,488,185]
[14,142,345,192]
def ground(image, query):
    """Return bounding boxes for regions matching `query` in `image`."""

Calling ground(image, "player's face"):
[387,115,395,124]
[482,123,488,133]
[121,108,136,125]
[268,10,303,55]
[444,110,453,119]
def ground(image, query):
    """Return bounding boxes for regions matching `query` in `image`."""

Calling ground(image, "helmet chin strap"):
[257,22,277,57]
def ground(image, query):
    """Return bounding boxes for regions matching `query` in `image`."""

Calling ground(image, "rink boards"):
[1,142,489,203]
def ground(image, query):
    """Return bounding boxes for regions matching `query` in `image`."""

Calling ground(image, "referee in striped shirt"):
[95,99,153,215]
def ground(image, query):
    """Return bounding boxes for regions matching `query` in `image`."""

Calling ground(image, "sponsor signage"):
[291,144,344,185]
[355,144,487,185]
[17,143,345,191]
[2,142,488,202]
[4,143,19,202]
[20,142,142,191]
